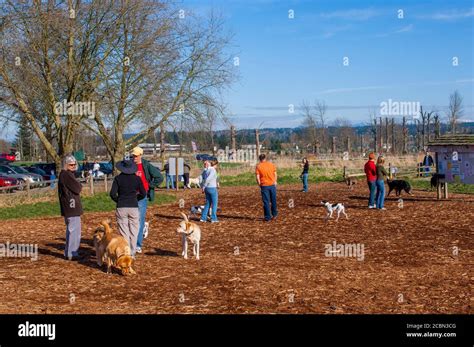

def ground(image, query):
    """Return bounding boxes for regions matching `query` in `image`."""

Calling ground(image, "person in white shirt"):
[93,161,100,178]
[200,160,219,223]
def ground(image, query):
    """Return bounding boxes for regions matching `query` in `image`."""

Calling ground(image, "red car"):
[0,175,18,191]
[0,153,16,162]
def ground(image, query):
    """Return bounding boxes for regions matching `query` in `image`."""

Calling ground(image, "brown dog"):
[93,219,136,275]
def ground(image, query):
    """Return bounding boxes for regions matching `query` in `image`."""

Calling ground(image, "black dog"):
[387,179,412,196]
[431,173,442,189]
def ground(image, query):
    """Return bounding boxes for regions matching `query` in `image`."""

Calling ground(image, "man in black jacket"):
[58,155,83,260]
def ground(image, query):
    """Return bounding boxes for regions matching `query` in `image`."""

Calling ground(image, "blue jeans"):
[375,180,385,209]
[201,187,218,222]
[367,180,376,207]
[302,173,309,192]
[166,175,175,189]
[136,198,148,248]
[260,185,278,221]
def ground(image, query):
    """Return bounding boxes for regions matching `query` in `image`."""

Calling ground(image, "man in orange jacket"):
[256,154,278,222]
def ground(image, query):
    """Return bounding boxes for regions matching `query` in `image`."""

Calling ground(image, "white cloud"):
[320,8,381,21]
[395,24,414,33]
[418,8,474,21]
[318,86,390,94]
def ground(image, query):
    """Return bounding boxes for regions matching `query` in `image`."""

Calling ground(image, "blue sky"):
[183,0,474,129]
[1,0,472,140]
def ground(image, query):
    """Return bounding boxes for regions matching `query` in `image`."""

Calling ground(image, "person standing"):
[422,151,434,177]
[256,154,278,222]
[200,160,219,223]
[58,155,83,260]
[131,146,164,253]
[364,152,377,209]
[375,156,388,210]
[300,157,309,192]
[163,162,175,190]
[110,159,146,257]
[93,161,100,178]
[183,161,191,189]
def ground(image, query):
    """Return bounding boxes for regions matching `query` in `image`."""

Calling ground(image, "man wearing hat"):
[110,159,147,256]
[58,155,83,260]
[130,146,164,253]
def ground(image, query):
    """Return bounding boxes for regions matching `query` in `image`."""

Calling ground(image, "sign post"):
[168,157,184,191]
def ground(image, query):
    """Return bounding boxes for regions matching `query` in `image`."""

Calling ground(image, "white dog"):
[176,212,201,260]
[188,176,202,188]
[321,200,348,221]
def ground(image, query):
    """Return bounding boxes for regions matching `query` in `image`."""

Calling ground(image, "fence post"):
[26,180,31,199]
[444,182,448,199]
[104,175,108,192]
[90,176,94,195]
[343,165,346,179]
[389,163,392,179]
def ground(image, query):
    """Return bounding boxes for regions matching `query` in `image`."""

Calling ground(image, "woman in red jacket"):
[364,152,377,209]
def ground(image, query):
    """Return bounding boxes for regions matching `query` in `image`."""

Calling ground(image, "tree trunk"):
[160,124,166,167]
[255,129,260,158]
[402,117,407,154]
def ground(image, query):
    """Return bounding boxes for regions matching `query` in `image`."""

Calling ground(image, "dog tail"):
[180,212,189,222]
[100,219,112,234]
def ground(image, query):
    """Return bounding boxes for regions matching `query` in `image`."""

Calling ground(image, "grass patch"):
[0,192,176,220]
[408,178,474,195]
[220,167,344,186]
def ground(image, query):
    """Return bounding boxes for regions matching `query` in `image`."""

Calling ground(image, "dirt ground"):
[0,182,472,314]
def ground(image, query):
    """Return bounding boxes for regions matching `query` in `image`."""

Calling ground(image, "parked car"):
[0,153,15,162]
[32,163,57,176]
[33,162,82,178]
[0,165,43,188]
[195,154,217,161]
[0,175,18,192]
[81,161,113,177]
[0,158,10,165]
[23,166,53,181]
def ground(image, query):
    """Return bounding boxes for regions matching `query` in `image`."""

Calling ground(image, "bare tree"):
[447,90,463,134]
[300,100,318,153]
[0,1,121,169]
[0,1,235,170]
[316,100,328,152]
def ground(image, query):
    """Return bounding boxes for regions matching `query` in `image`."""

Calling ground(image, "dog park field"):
[0,182,471,314]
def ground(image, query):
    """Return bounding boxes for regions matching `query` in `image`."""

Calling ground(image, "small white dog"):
[176,212,201,260]
[190,205,207,219]
[188,176,202,188]
[321,200,348,221]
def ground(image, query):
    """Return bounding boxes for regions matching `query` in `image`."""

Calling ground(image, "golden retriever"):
[93,219,136,275]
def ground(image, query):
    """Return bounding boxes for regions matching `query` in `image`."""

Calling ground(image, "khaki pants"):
[115,208,139,256]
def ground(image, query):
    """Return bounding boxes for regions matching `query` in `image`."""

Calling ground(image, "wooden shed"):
[427,134,474,198]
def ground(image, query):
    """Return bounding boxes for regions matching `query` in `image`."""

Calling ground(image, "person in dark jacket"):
[131,146,164,253]
[110,159,146,257]
[58,155,83,260]
[183,162,191,189]
[300,158,309,192]
[375,156,388,210]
